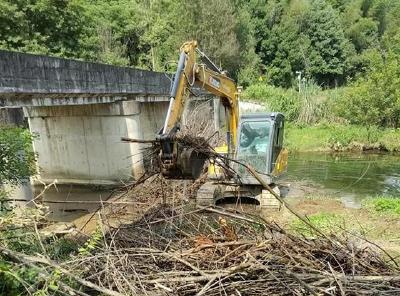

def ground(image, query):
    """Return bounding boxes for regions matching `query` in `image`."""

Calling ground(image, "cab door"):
[270,114,287,176]
[271,116,284,169]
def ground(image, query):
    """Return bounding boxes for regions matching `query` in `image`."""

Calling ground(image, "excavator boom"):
[158,41,240,179]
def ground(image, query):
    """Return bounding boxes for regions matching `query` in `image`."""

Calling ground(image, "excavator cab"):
[235,112,287,185]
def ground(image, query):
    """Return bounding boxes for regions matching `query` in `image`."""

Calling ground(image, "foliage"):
[0,0,396,86]
[81,0,146,66]
[302,0,348,86]
[78,226,103,256]
[285,124,400,152]
[0,259,39,295]
[336,39,400,128]
[346,17,378,53]
[242,83,300,121]
[0,0,400,128]
[0,0,87,57]
[243,80,336,124]
[251,0,348,87]
[365,197,400,216]
[0,127,36,185]
[0,207,80,294]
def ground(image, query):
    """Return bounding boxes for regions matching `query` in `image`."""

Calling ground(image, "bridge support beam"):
[24,99,168,185]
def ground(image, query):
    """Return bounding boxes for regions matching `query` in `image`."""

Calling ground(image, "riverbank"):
[222,195,400,256]
[285,124,400,152]
[286,196,400,255]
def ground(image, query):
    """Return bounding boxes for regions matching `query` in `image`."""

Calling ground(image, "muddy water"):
[283,152,400,208]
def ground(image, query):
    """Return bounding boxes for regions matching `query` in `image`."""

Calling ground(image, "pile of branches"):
[110,133,400,295]
[65,203,400,295]
[2,127,399,295]
[1,176,400,295]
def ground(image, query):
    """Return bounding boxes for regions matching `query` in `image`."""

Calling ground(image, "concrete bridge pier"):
[23,99,169,220]
[24,100,148,186]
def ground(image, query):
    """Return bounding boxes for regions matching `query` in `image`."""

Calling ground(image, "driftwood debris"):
[2,171,400,295]
[58,202,400,295]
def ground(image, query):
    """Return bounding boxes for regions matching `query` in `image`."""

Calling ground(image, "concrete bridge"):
[0,50,175,186]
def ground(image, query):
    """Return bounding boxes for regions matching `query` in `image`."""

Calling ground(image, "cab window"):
[237,120,271,174]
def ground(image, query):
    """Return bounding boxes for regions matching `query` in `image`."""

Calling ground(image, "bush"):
[335,48,400,128]
[243,81,339,125]
[0,127,36,185]
[242,83,300,121]
[0,207,80,294]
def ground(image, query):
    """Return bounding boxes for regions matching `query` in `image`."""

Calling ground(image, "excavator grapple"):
[159,137,207,179]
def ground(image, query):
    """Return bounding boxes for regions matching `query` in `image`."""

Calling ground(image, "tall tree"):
[0,0,87,57]
[173,0,241,75]
[302,0,348,86]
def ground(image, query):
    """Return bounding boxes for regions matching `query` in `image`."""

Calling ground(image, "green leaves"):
[0,0,398,100]
[243,83,301,121]
[78,226,103,256]
[0,127,36,185]
[337,39,400,128]
[252,0,348,87]
[0,0,87,57]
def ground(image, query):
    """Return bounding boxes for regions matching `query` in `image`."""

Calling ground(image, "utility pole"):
[296,71,302,93]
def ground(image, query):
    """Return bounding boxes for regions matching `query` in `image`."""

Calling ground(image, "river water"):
[283,152,400,208]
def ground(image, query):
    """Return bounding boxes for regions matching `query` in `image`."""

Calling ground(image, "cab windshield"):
[237,120,271,174]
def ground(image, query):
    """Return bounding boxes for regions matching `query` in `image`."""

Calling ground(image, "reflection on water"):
[284,152,400,204]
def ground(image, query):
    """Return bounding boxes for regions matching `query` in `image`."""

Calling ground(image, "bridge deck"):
[0,50,172,107]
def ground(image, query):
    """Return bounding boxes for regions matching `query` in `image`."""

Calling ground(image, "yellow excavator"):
[158,41,288,206]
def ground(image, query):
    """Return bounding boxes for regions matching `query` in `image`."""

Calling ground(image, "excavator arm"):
[158,41,240,179]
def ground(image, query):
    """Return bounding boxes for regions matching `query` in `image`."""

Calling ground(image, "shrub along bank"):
[285,124,400,152]
[242,81,400,152]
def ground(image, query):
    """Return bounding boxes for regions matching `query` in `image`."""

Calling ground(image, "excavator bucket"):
[159,138,207,179]
[176,147,207,179]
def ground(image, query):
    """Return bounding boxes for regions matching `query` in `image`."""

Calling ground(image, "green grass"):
[364,197,400,216]
[290,213,344,236]
[285,124,332,152]
[285,124,400,152]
